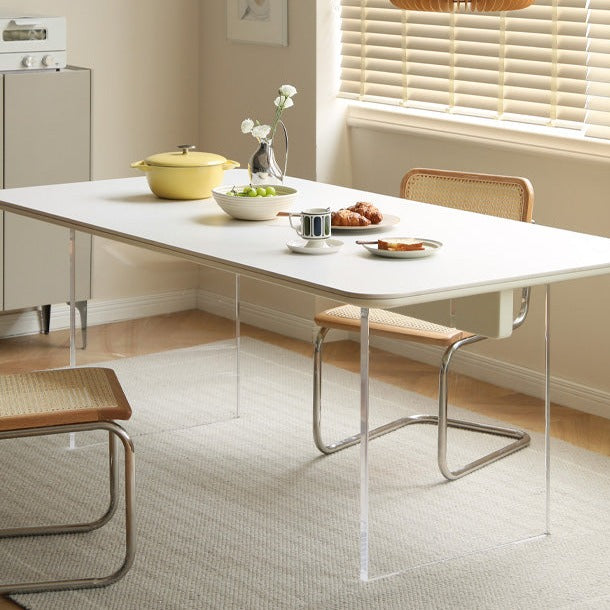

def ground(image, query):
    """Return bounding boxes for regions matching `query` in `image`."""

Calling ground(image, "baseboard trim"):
[1,289,607,419]
[196,289,318,342]
[368,335,609,420]
[0,290,198,338]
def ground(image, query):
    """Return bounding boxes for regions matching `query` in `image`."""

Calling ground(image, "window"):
[339,0,610,141]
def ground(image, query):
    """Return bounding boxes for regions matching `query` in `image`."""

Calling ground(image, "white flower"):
[279,84,297,97]
[252,124,271,140]
[274,96,294,109]
[241,118,254,134]
[242,84,297,143]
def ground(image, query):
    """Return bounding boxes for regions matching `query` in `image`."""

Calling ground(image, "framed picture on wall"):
[227,0,288,47]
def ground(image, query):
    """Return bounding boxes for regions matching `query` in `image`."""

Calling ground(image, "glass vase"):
[248,120,289,185]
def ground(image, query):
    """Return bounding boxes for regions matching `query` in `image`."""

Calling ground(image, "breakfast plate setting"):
[330,201,399,232]
[358,237,442,259]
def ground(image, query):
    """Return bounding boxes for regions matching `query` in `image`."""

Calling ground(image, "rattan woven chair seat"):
[0,367,131,432]
[315,305,472,347]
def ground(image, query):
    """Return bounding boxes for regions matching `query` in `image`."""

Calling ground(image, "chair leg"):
[313,328,530,480]
[436,336,530,480]
[313,326,437,455]
[0,420,135,594]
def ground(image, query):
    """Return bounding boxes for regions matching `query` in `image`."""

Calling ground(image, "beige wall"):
[10,0,202,297]
[198,0,318,313]
[198,0,316,181]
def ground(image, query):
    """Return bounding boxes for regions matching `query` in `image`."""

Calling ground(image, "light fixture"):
[389,0,534,11]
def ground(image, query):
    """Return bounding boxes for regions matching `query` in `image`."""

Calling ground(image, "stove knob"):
[21,55,35,68]
[42,55,57,67]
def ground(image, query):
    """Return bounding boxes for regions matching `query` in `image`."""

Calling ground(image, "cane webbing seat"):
[315,305,472,347]
[313,168,534,480]
[0,367,135,595]
[0,367,131,431]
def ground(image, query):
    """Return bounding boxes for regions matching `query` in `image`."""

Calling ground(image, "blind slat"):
[340,0,608,138]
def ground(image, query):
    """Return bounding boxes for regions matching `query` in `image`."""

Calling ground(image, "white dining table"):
[1,169,609,580]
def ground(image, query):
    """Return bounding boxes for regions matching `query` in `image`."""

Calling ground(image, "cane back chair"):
[0,367,135,594]
[313,168,534,480]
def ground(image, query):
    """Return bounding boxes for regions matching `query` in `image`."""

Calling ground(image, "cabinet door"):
[0,75,3,308]
[3,215,90,308]
[3,68,91,310]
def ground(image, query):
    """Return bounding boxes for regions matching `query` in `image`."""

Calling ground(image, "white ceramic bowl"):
[212,185,298,220]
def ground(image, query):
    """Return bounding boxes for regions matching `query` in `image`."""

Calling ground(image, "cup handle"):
[288,213,302,237]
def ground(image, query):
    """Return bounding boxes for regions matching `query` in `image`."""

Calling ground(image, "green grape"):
[256,187,267,197]
[247,188,258,197]
[265,186,276,196]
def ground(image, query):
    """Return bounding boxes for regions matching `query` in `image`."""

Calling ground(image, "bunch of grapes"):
[228,185,278,198]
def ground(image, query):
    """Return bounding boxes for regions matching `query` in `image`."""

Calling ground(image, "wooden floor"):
[1,309,608,607]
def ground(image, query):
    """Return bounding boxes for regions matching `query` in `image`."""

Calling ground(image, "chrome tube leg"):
[437,344,451,477]
[313,327,330,453]
[235,274,241,419]
[360,307,370,582]
[436,335,530,481]
[107,422,136,587]
[545,284,551,534]
[0,421,136,594]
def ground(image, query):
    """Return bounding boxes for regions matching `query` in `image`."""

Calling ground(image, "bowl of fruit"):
[212,184,298,221]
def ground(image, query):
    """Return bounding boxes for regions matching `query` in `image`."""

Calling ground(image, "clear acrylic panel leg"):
[364,288,548,580]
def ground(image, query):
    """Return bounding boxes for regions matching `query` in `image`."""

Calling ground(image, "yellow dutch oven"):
[131,145,240,200]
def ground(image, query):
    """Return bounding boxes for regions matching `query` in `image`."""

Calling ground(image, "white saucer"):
[287,238,343,255]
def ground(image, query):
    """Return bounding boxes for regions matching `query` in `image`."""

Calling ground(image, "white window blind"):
[340,0,610,139]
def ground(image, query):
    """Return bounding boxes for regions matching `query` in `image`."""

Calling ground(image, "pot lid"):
[144,145,228,168]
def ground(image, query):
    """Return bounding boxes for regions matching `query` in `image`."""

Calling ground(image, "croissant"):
[331,209,371,226]
[348,202,383,225]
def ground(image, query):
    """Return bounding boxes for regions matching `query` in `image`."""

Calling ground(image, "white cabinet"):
[1,67,91,328]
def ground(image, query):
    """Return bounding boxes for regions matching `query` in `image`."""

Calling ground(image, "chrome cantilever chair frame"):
[313,168,534,480]
[0,368,135,595]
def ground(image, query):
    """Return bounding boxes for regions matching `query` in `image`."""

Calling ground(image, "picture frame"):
[227,0,288,47]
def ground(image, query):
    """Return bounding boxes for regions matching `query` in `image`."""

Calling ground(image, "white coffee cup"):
[289,207,331,246]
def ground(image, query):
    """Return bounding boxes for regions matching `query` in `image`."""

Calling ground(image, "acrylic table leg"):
[544,284,551,534]
[360,307,370,581]
[69,228,76,368]
[69,228,76,449]
[235,274,241,419]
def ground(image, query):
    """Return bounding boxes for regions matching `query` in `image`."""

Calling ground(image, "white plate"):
[331,213,401,232]
[362,238,442,259]
[287,238,343,255]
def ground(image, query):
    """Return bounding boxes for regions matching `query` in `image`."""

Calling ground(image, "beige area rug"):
[2,338,609,609]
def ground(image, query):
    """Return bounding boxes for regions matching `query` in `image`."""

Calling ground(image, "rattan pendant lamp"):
[389,0,533,11]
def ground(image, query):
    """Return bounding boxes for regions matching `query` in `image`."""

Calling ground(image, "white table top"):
[1,170,609,308]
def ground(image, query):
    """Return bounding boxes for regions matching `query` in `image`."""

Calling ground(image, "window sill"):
[346,103,610,163]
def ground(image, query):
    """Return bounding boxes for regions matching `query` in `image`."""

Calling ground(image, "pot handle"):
[131,160,150,172]
[222,160,240,170]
